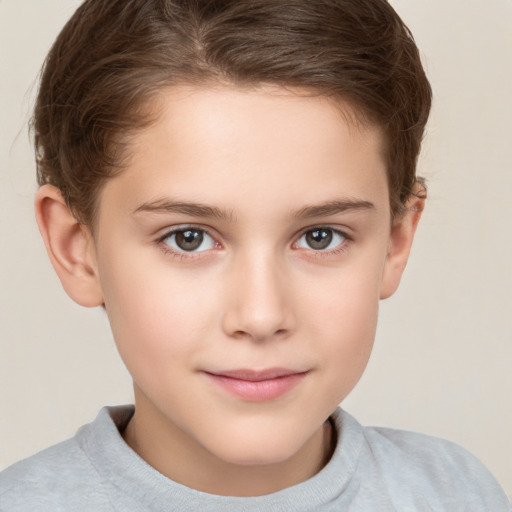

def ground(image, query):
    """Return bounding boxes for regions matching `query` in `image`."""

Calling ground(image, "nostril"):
[230,327,290,342]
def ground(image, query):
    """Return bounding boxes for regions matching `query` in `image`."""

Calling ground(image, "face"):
[88,85,404,483]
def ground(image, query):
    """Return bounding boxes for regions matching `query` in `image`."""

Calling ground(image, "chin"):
[205,421,313,467]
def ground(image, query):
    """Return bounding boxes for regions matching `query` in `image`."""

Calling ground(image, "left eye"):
[296,228,346,251]
[163,228,216,252]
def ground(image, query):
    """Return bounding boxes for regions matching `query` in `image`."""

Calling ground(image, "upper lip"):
[205,368,308,382]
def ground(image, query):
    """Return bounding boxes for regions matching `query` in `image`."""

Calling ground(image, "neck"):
[122,394,336,496]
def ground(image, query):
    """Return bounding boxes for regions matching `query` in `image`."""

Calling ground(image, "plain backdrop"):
[1,0,511,497]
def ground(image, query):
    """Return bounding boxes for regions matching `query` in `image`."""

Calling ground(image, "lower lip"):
[205,372,308,402]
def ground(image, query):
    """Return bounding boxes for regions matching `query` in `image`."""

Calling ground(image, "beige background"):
[1,0,511,496]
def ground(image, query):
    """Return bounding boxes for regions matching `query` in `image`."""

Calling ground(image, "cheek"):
[301,248,383,331]
[318,287,378,364]
[99,254,218,374]
[301,260,382,400]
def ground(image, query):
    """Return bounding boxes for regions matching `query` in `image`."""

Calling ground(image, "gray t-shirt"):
[0,406,510,511]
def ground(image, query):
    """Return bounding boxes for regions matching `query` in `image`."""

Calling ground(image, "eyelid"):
[294,225,352,242]
[293,225,352,253]
[156,224,222,257]
[155,223,352,260]
[156,223,217,241]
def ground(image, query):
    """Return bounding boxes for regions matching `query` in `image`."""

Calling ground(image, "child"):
[1,0,509,510]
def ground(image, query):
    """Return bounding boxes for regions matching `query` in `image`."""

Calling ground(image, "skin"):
[35,85,423,497]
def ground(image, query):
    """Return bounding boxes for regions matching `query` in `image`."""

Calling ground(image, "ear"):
[380,184,425,299]
[35,185,104,307]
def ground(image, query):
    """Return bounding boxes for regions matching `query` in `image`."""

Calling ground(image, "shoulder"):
[361,420,510,510]
[330,409,510,510]
[0,439,109,512]
[0,409,123,512]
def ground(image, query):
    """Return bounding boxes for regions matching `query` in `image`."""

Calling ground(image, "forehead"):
[97,85,390,223]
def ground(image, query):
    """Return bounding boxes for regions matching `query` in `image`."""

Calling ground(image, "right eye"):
[162,228,216,253]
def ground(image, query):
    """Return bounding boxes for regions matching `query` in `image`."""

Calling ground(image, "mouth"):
[203,368,309,402]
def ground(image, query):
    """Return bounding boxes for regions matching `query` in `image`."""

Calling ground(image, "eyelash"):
[157,225,220,260]
[156,225,352,260]
[294,227,352,259]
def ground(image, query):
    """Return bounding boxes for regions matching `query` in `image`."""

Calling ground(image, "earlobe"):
[35,185,104,307]
[380,185,425,299]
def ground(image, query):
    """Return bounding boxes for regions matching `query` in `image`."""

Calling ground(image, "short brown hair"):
[34,0,432,226]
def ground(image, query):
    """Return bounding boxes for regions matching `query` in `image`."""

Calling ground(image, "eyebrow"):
[132,199,232,220]
[133,198,375,222]
[294,199,375,219]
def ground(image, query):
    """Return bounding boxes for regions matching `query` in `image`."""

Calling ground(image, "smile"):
[204,368,309,402]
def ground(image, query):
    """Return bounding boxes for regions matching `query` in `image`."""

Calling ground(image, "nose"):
[221,251,296,342]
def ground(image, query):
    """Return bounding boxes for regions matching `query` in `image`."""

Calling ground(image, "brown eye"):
[296,228,346,251]
[163,228,215,253]
[306,229,333,250]
[175,230,204,251]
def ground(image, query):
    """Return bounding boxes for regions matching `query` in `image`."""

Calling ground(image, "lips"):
[204,368,309,402]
